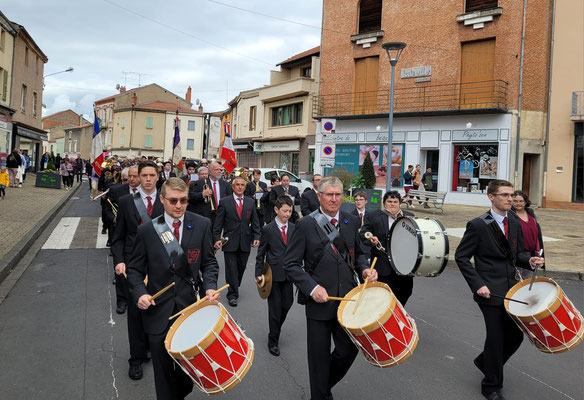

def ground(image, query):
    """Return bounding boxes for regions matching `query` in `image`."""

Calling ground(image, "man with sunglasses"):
[112,161,164,381]
[455,179,544,400]
[127,177,219,400]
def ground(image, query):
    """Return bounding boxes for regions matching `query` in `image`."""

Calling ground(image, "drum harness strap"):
[132,192,152,224]
[480,212,521,285]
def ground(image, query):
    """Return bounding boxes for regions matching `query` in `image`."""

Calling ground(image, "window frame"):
[145,116,153,129]
[20,84,27,112]
[249,106,257,131]
[270,102,303,127]
[188,120,195,131]
[144,134,153,148]
[186,138,195,150]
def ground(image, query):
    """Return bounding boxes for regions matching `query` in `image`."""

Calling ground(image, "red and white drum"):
[337,282,418,368]
[164,300,254,394]
[505,277,583,354]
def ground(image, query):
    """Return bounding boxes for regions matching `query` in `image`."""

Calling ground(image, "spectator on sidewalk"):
[403,165,414,207]
[41,152,50,170]
[6,149,22,188]
[75,156,84,182]
[512,190,545,279]
[21,150,30,182]
[0,166,9,198]
[60,158,74,188]
[55,153,62,169]
[422,167,433,208]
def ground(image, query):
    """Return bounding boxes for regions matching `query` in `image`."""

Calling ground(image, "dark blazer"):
[213,195,260,252]
[511,208,544,254]
[351,208,368,227]
[255,221,295,281]
[284,211,368,320]
[111,192,164,265]
[300,188,320,216]
[188,178,231,218]
[270,185,300,207]
[156,170,176,190]
[455,210,532,306]
[245,180,268,215]
[127,212,219,335]
[103,183,131,224]
[360,209,414,277]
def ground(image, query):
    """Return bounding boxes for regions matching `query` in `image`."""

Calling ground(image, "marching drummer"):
[455,179,544,400]
[255,195,295,357]
[284,176,376,400]
[127,178,220,400]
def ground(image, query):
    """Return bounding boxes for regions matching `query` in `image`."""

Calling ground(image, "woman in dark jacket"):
[511,190,544,277]
[6,149,22,187]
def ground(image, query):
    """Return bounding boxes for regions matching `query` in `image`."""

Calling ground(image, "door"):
[522,154,533,198]
[426,150,439,192]
[354,56,379,114]
[460,39,495,109]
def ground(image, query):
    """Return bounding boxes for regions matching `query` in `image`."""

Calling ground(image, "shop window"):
[187,139,194,150]
[188,120,195,131]
[144,135,153,148]
[466,0,498,13]
[452,144,498,193]
[271,103,302,127]
[358,0,382,34]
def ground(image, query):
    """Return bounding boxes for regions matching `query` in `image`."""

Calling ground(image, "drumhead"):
[340,286,392,329]
[389,217,421,275]
[170,304,221,352]
[508,281,558,317]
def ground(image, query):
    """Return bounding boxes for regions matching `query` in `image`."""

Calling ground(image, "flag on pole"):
[172,116,183,171]
[220,121,236,173]
[91,111,105,177]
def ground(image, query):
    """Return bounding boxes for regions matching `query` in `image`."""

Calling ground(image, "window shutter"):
[465,0,498,13]
[2,70,7,101]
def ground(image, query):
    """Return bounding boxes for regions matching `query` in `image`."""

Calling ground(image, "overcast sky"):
[3,0,322,121]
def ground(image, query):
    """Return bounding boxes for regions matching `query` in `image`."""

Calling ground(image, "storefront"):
[12,123,48,172]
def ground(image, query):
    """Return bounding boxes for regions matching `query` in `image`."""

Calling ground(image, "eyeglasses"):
[493,193,513,198]
[164,196,188,205]
[321,192,343,198]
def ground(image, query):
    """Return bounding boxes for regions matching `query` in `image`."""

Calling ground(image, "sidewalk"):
[0,176,81,281]
[406,203,584,278]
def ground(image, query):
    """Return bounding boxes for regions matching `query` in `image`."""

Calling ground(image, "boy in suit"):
[255,195,294,357]
[351,190,368,228]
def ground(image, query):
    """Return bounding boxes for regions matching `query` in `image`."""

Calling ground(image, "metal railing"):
[313,80,508,118]
[572,91,584,120]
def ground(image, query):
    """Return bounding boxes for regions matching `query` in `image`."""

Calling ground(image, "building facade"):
[42,109,90,157]
[314,0,556,206]
[0,11,16,165]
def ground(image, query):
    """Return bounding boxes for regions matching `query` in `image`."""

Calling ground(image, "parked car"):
[256,168,312,192]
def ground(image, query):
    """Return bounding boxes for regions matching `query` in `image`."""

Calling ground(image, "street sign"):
[321,144,336,159]
[322,118,336,133]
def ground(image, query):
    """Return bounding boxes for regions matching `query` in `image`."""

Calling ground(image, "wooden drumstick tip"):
[326,296,356,302]
[168,284,230,320]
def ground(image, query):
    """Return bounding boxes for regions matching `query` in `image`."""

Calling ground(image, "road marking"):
[445,227,560,242]
[105,254,119,399]
[96,218,109,249]
[41,217,81,249]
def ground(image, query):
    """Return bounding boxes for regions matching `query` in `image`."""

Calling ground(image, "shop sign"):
[322,133,357,143]
[35,172,61,189]
[253,142,263,154]
[365,131,406,143]
[401,66,432,79]
[262,140,300,152]
[452,129,498,142]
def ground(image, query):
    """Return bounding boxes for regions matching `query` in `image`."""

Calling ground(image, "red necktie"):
[330,218,338,254]
[281,225,287,244]
[172,220,181,242]
[213,181,218,206]
[132,188,137,194]
[503,217,509,239]
[237,197,243,218]
[146,196,153,216]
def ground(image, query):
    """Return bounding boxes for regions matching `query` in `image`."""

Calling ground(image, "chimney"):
[185,86,192,103]
[198,103,203,112]
[131,92,137,106]
[119,86,126,93]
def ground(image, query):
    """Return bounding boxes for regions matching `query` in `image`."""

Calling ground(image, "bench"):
[404,189,447,213]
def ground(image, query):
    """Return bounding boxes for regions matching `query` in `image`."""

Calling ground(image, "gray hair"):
[121,167,129,178]
[197,166,209,174]
[317,176,343,193]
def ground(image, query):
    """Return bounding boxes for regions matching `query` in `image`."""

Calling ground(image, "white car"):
[256,168,312,193]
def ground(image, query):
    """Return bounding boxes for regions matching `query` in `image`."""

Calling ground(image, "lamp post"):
[43,67,74,79]
[382,42,406,192]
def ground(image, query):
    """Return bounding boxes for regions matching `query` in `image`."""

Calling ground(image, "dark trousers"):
[149,328,193,400]
[224,251,250,300]
[76,170,83,182]
[306,318,358,400]
[127,301,149,365]
[476,304,523,393]
[267,281,293,346]
[379,274,414,306]
[115,270,128,308]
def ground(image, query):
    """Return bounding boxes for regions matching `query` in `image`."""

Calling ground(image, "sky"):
[2,0,323,121]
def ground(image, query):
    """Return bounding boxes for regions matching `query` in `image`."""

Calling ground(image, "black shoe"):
[129,364,143,380]
[268,345,280,357]
[106,240,111,247]
[228,299,237,307]
[116,303,127,314]
[481,389,504,400]
[102,228,107,234]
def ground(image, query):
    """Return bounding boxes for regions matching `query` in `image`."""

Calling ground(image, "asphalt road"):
[0,190,582,400]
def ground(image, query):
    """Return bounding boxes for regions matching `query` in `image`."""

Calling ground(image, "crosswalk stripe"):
[96,218,109,249]
[42,217,81,249]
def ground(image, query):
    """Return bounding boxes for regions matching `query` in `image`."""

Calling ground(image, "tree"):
[330,167,353,191]
[361,153,376,189]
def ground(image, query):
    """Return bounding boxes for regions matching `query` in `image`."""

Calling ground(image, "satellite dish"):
[115,83,121,90]
[195,98,200,105]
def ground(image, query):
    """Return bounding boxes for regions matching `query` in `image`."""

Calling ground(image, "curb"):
[0,183,82,284]
[445,260,582,281]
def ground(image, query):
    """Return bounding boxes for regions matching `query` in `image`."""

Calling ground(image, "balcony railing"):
[313,80,508,118]
[572,91,584,121]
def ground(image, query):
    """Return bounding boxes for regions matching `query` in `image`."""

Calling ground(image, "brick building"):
[42,109,90,156]
[314,0,558,206]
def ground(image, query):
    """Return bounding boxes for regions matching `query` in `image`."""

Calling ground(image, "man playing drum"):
[127,178,220,400]
[455,180,544,400]
[284,176,377,400]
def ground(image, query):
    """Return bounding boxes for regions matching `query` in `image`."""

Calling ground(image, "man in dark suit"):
[350,190,368,228]
[127,178,219,400]
[213,176,260,306]
[284,177,377,400]
[300,174,321,216]
[361,190,415,305]
[269,173,300,222]
[156,160,176,190]
[111,161,164,381]
[455,179,543,400]
[245,169,268,226]
[255,195,294,357]
[188,162,231,224]
[262,175,280,224]
[180,162,197,187]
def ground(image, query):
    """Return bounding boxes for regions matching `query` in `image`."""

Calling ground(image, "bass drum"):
[388,216,449,277]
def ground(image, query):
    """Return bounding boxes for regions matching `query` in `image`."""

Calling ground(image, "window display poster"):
[334,145,360,175]
[359,145,380,165]
[479,157,498,179]
[459,160,473,179]
[380,144,404,187]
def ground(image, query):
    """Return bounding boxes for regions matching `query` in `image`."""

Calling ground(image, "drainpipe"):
[542,0,556,208]
[514,0,528,188]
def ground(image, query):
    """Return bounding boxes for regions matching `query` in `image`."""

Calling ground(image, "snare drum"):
[337,282,418,368]
[388,216,449,277]
[164,300,254,394]
[505,277,583,354]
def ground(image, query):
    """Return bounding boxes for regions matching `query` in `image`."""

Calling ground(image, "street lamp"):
[382,42,406,192]
[43,67,74,78]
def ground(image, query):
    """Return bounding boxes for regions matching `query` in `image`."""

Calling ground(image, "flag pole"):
[172,109,178,165]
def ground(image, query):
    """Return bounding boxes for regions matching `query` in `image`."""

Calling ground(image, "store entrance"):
[425,150,439,192]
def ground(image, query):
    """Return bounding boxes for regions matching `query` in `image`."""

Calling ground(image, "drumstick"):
[150,282,175,302]
[529,249,544,291]
[326,296,356,302]
[490,293,529,305]
[352,257,378,314]
[168,284,230,320]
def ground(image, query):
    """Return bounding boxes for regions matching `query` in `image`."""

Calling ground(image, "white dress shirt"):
[164,212,185,244]
[138,187,157,209]
[490,208,508,235]
[210,178,221,199]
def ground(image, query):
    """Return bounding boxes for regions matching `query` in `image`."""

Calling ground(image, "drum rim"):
[165,299,227,357]
[504,277,564,321]
[337,281,397,334]
[434,218,450,277]
[388,216,422,276]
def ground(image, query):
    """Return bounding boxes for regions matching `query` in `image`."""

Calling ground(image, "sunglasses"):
[164,196,188,205]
